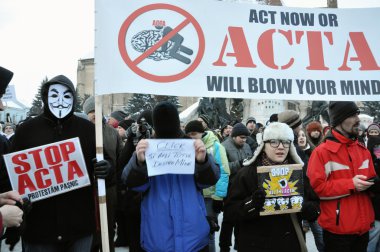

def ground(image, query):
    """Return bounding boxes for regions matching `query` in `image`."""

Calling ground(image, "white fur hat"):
[244,122,303,166]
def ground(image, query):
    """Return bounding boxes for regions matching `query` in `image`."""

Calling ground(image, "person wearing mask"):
[308,101,376,252]
[10,75,112,251]
[185,120,230,252]
[122,101,219,252]
[224,122,306,252]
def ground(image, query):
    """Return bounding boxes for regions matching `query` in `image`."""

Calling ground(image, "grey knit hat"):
[246,117,256,125]
[110,110,129,122]
[83,96,95,115]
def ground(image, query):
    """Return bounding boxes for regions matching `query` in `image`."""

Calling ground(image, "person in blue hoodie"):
[122,101,220,252]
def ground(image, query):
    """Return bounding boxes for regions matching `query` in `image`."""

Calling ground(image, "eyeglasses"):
[264,139,291,148]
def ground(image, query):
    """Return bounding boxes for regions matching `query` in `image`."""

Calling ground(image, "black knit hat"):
[110,110,129,122]
[329,101,359,127]
[185,120,205,134]
[278,110,302,130]
[231,123,249,137]
[198,114,211,128]
[0,66,13,96]
[153,101,182,138]
[118,119,135,130]
[269,113,278,123]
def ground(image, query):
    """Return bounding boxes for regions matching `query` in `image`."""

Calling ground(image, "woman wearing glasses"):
[224,122,306,252]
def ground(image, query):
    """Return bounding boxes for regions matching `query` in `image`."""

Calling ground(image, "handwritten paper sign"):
[257,164,303,216]
[3,138,91,202]
[145,139,195,176]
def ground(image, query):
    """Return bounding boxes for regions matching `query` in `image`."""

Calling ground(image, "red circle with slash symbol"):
[118,3,205,83]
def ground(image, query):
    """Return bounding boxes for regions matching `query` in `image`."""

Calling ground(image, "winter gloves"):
[301,201,320,222]
[93,158,113,179]
[243,188,266,216]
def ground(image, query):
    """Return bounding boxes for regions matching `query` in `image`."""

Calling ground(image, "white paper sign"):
[3,137,91,202]
[145,139,195,176]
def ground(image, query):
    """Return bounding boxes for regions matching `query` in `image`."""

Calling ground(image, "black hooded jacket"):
[367,136,380,220]
[11,75,97,243]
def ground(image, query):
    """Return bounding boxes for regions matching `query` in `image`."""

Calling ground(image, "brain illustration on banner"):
[131,26,193,64]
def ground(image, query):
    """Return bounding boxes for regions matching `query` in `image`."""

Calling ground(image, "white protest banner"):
[3,137,91,202]
[257,164,303,216]
[96,0,380,101]
[145,139,195,176]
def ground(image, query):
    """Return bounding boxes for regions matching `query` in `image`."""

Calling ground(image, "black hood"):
[0,66,14,96]
[41,75,76,121]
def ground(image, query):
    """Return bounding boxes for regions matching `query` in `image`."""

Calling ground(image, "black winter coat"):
[11,114,96,243]
[224,154,302,252]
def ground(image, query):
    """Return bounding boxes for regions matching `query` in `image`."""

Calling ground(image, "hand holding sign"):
[136,139,149,164]
[0,191,22,206]
[194,139,206,163]
[93,158,113,179]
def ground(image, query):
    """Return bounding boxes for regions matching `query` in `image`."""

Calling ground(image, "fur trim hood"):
[244,122,304,166]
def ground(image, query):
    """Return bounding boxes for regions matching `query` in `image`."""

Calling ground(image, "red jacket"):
[308,130,376,235]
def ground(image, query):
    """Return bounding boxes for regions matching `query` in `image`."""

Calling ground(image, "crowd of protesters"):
[1,67,380,252]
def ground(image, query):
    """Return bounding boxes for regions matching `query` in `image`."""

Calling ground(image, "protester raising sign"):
[257,164,303,216]
[145,139,195,176]
[3,137,91,202]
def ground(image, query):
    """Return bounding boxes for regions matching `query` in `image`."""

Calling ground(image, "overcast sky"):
[0,0,378,107]
[0,0,94,106]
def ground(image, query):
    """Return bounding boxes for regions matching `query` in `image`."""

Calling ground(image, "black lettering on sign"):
[248,78,292,94]
[249,9,277,24]
[206,76,244,92]
[340,80,380,95]
[280,12,314,26]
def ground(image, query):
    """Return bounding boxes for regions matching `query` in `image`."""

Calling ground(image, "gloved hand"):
[206,216,220,234]
[243,188,266,214]
[239,159,244,167]
[252,188,266,210]
[301,201,320,222]
[212,200,224,213]
[93,158,112,179]
[3,227,21,251]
